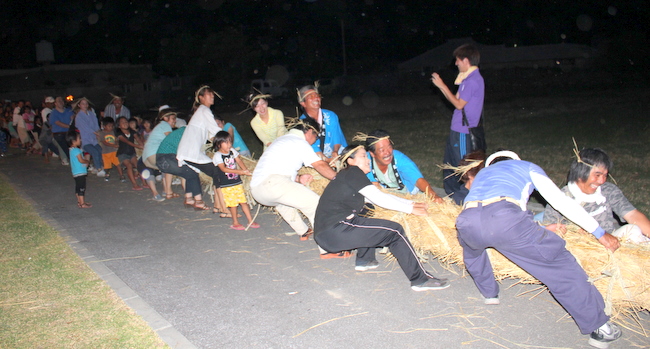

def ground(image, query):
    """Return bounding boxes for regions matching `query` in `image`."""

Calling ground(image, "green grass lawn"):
[0,175,168,349]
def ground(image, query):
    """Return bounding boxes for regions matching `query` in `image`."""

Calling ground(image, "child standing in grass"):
[212,131,259,230]
[67,131,92,208]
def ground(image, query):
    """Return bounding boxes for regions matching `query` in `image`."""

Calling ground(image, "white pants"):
[612,224,650,244]
[251,174,318,235]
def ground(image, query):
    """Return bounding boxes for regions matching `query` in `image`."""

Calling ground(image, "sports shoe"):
[411,277,450,291]
[97,169,106,177]
[355,260,380,271]
[155,174,163,182]
[320,251,352,259]
[52,153,59,158]
[171,178,181,185]
[152,194,165,202]
[120,175,127,183]
[588,322,621,348]
[484,296,500,305]
[61,159,69,166]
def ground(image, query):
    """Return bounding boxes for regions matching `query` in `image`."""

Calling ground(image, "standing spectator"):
[103,93,131,121]
[66,131,92,208]
[247,93,286,151]
[298,84,347,162]
[431,43,485,197]
[73,97,105,177]
[50,96,73,165]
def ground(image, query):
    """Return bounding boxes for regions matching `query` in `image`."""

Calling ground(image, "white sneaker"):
[52,153,59,158]
[61,160,69,166]
[171,178,181,185]
[155,174,163,182]
[97,169,106,177]
[588,322,622,348]
[484,297,500,305]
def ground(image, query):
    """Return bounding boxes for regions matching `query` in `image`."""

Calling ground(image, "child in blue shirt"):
[67,131,92,208]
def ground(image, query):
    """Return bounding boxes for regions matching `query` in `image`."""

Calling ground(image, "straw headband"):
[439,160,484,180]
[285,117,318,133]
[485,151,520,166]
[297,81,321,102]
[352,132,391,148]
[238,93,273,115]
[571,138,617,184]
[340,145,365,166]
[194,85,223,104]
[71,97,93,110]
[109,93,125,102]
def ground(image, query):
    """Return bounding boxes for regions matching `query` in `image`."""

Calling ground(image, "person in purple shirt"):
[456,150,622,348]
[432,43,485,197]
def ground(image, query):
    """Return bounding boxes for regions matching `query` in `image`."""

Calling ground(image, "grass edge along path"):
[0,173,168,349]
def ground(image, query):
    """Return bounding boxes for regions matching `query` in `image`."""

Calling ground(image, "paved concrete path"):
[1,150,648,349]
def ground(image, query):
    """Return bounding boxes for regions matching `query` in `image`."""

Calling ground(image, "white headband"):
[485,150,520,166]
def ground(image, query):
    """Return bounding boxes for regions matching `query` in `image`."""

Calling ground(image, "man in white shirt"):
[251,117,336,245]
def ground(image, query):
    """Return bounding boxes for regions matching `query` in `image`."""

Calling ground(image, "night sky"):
[1,0,648,80]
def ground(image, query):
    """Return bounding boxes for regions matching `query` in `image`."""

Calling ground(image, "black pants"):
[314,215,432,286]
[74,175,87,196]
[185,161,223,188]
[53,132,70,160]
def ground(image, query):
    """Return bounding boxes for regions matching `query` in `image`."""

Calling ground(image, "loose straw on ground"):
[292,311,369,338]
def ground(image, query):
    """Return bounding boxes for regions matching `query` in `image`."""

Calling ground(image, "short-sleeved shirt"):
[299,109,347,158]
[143,121,172,160]
[116,128,136,157]
[366,150,423,195]
[97,130,117,154]
[541,182,636,234]
[450,69,484,134]
[213,149,242,187]
[315,166,371,232]
[70,147,87,177]
[49,108,73,133]
[251,130,321,187]
[157,127,185,155]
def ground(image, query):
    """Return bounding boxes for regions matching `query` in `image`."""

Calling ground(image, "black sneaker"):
[588,321,622,348]
[411,277,450,291]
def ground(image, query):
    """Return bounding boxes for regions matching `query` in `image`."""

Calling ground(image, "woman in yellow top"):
[247,94,287,151]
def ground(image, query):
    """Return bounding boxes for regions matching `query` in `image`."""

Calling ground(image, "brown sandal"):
[184,199,195,208]
[166,192,181,199]
[193,200,211,211]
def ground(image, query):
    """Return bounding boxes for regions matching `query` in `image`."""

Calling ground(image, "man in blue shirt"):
[363,129,442,203]
[49,96,73,165]
[298,85,347,163]
[456,150,621,348]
